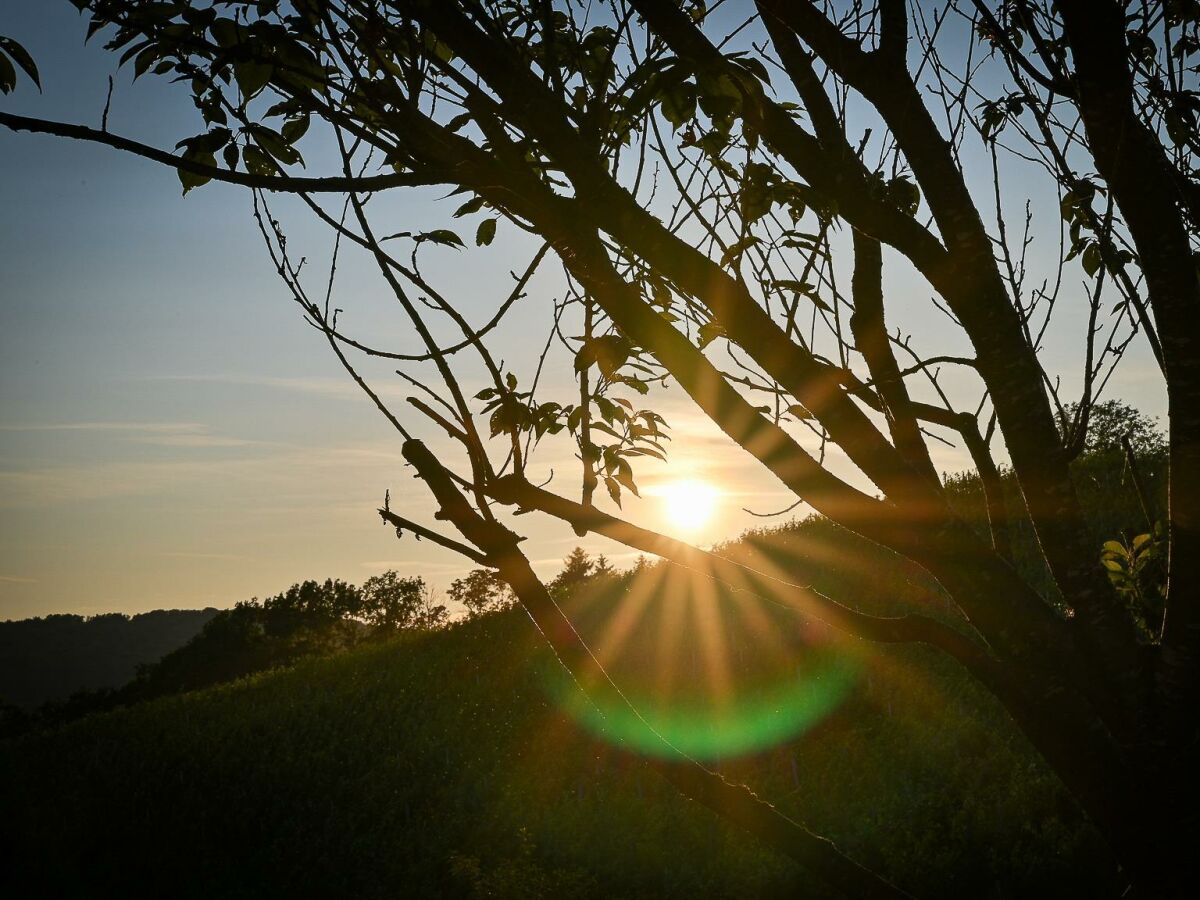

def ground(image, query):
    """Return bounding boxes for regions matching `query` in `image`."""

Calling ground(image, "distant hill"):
[0,609,219,709]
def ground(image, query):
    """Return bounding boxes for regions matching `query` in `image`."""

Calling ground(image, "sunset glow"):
[657,479,719,532]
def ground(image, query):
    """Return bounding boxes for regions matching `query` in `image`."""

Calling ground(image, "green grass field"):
[1,581,1119,898]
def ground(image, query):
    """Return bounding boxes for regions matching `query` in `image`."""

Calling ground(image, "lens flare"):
[538,561,859,761]
[541,648,857,760]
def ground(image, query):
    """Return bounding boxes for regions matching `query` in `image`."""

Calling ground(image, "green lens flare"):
[540,649,858,760]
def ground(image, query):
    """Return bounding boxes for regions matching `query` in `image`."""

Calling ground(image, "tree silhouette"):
[361,571,449,631]
[448,568,515,618]
[4,1,1199,893]
[548,547,596,599]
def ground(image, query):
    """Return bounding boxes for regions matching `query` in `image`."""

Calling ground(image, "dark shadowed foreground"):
[1,569,1116,899]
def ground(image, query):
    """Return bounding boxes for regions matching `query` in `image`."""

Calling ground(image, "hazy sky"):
[0,1,1166,620]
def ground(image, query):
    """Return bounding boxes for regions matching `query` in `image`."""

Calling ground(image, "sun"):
[658,479,719,532]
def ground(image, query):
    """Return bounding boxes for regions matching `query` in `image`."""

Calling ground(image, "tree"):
[263,577,363,633]
[4,0,1199,893]
[548,547,596,598]
[1063,398,1168,457]
[592,554,616,578]
[361,571,449,631]
[448,568,516,618]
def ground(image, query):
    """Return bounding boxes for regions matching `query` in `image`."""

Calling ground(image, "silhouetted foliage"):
[0,609,217,709]
[449,569,516,619]
[4,572,449,736]
[361,571,449,632]
[1062,399,1167,457]
[549,548,598,599]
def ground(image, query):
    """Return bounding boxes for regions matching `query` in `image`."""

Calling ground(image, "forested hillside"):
[0,609,218,709]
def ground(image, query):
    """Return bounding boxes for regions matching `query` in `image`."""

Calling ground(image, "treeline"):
[1,545,633,739]
[0,609,218,709]
[0,546,649,740]
[1,572,445,736]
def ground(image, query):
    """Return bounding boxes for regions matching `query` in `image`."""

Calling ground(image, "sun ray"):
[592,561,663,665]
[653,569,689,703]
[691,574,734,708]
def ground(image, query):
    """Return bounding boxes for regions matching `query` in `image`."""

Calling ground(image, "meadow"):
[1,563,1116,898]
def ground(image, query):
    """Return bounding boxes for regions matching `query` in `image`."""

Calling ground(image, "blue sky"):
[0,1,1166,619]
[0,1,785,617]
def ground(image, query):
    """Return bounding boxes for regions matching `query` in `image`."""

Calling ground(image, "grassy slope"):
[1,588,1117,899]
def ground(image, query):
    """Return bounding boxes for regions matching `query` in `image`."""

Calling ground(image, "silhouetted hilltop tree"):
[260,577,363,632]
[449,569,516,619]
[360,572,449,631]
[549,549,597,600]
[592,555,616,578]
[132,574,447,698]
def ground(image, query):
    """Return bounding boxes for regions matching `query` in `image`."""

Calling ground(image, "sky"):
[0,1,1167,620]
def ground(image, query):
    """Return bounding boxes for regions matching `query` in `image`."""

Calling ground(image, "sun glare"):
[658,479,719,531]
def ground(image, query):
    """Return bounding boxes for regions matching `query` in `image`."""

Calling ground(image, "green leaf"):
[177,149,215,194]
[733,55,771,87]
[417,229,465,249]
[739,161,774,224]
[453,197,485,218]
[242,145,274,176]
[1101,540,1126,555]
[660,81,697,128]
[0,36,40,91]
[249,124,302,167]
[235,60,274,100]
[1082,242,1102,277]
[0,50,16,95]
[575,335,631,379]
[177,128,232,155]
[210,18,246,50]
[476,218,497,247]
[718,235,760,268]
[133,45,160,80]
[886,176,921,216]
[422,30,455,63]
[613,462,640,498]
[604,476,622,507]
[444,112,471,133]
[280,116,310,144]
